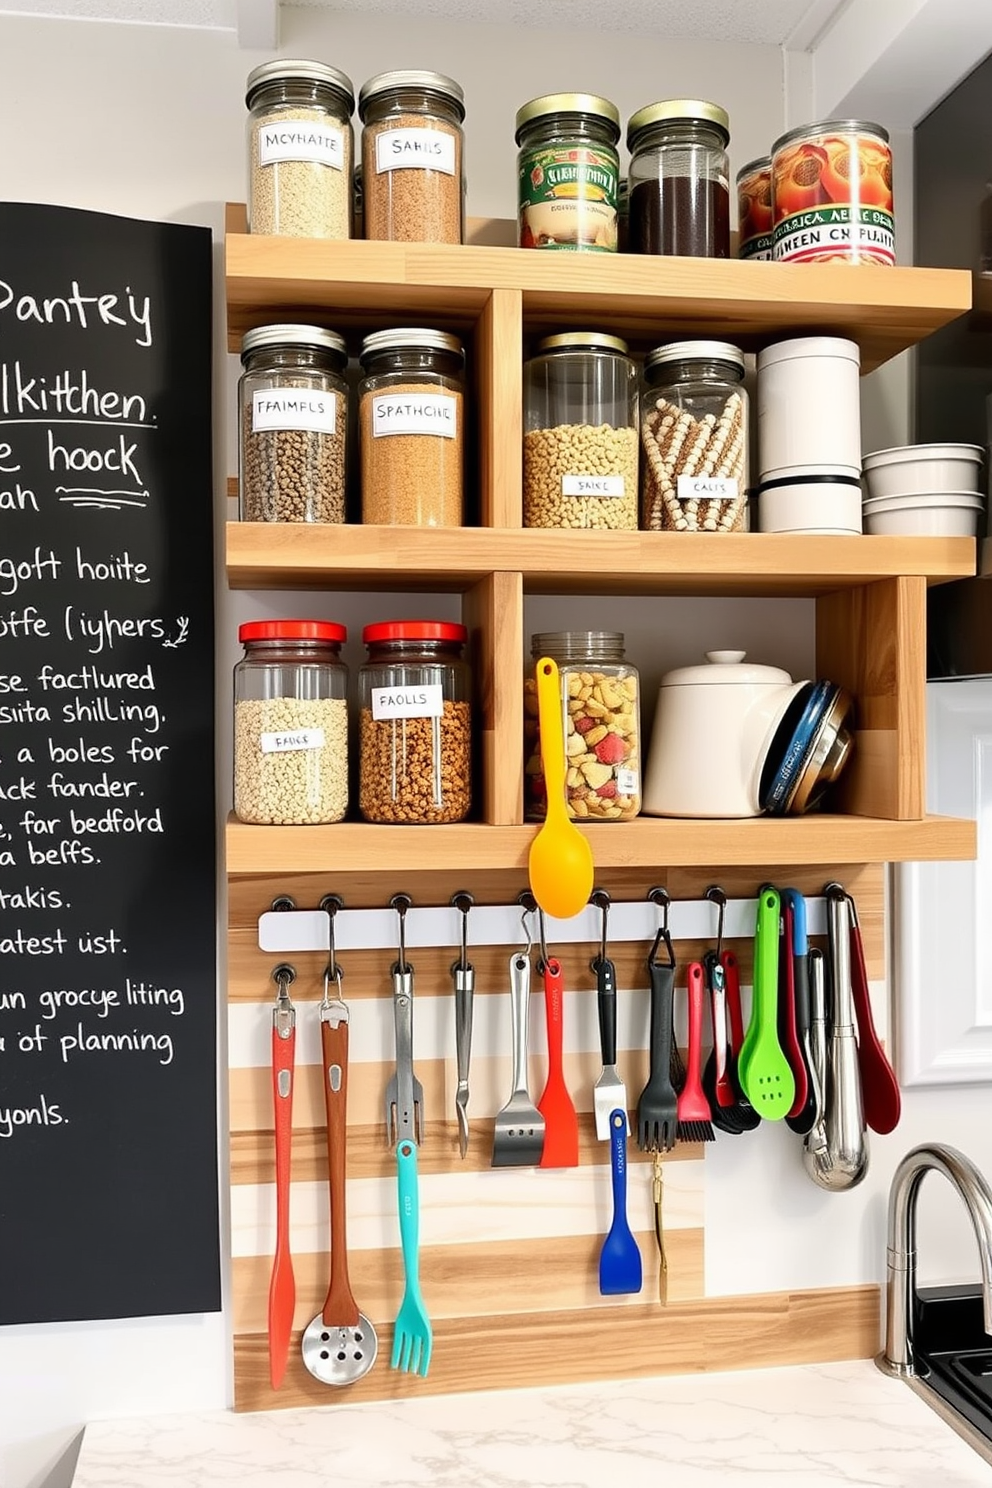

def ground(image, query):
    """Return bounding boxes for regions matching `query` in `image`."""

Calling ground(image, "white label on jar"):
[252,388,337,435]
[260,728,326,754]
[676,475,740,502]
[616,767,639,797]
[371,683,444,720]
[562,474,625,498]
[371,392,458,439]
[374,128,456,176]
[258,120,345,170]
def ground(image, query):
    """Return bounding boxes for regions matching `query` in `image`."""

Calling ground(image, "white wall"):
[0,11,985,1488]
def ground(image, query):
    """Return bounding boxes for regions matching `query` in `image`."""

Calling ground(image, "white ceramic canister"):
[756,335,861,481]
[641,650,807,818]
[758,472,862,533]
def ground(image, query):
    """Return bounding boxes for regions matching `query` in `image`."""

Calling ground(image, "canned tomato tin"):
[771,120,893,265]
[515,92,620,251]
[736,156,772,261]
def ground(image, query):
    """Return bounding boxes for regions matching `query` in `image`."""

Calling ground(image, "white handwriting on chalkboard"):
[0,1096,63,1139]
[0,363,149,421]
[0,883,63,909]
[48,430,143,484]
[0,547,61,595]
[0,606,48,637]
[75,548,149,584]
[59,1025,174,1065]
[0,280,153,347]
[63,609,182,654]
[36,661,156,691]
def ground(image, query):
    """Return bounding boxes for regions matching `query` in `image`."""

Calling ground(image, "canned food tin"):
[736,156,772,261]
[771,120,893,265]
[515,93,620,251]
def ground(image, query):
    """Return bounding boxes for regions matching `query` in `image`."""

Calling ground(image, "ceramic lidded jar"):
[641,650,806,818]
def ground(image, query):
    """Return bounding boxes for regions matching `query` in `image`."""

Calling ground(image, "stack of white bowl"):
[862,444,986,536]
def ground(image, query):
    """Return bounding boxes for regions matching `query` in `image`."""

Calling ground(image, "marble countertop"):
[71,1359,990,1488]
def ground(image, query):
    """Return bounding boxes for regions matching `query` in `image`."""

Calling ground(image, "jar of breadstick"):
[639,340,748,532]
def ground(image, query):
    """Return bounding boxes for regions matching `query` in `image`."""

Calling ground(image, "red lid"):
[362,620,467,645]
[239,619,347,644]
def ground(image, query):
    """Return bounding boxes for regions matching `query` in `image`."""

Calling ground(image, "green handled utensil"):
[738,885,795,1120]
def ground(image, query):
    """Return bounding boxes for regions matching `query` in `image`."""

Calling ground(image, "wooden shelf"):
[226,522,977,594]
[226,812,976,876]
[225,209,970,373]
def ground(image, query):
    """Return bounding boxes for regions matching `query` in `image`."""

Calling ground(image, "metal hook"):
[516,889,536,959]
[451,890,473,973]
[537,907,551,971]
[706,884,727,960]
[270,895,296,912]
[272,961,296,993]
[591,887,611,968]
[390,892,412,974]
[271,962,296,1039]
[647,886,675,970]
[319,893,343,984]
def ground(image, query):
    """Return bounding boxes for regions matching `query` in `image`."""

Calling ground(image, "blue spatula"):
[599,1108,643,1296]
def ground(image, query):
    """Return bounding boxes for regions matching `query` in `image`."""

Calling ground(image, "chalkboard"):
[0,203,219,1324]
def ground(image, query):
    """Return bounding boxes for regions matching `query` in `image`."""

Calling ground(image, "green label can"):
[518,144,619,251]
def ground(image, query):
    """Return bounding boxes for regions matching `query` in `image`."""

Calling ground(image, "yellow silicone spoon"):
[528,656,595,920]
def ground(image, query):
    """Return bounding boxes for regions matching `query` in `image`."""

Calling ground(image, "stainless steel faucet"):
[878,1143,992,1378]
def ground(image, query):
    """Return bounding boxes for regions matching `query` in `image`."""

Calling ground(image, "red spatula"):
[847,892,902,1134]
[538,955,579,1167]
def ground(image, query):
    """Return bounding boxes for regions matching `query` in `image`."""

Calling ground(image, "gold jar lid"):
[515,93,620,143]
[626,98,729,150]
[535,332,629,356]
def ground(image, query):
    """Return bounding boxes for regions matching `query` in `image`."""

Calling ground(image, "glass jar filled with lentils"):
[359,70,465,243]
[239,324,349,523]
[359,329,465,525]
[359,621,472,823]
[246,59,354,238]
[525,631,641,822]
[523,333,638,529]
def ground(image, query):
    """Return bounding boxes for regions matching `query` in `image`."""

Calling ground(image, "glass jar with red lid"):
[358,619,471,823]
[234,619,349,825]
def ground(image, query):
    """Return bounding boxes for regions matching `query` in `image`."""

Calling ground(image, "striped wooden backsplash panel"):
[228,863,884,1411]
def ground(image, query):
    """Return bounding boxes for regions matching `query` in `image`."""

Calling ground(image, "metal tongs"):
[385,894,424,1147]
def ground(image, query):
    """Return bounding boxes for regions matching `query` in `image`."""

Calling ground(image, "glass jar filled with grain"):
[359,329,465,525]
[239,324,349,524]
[525,631,641,822]
[358,70,465,244]
[358,620,472,824]
[640,340,748,532]
[523,333,638,529]
[234,620,349,825]
[246,59,355,238]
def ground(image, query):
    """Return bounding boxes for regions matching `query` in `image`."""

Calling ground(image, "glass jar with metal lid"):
[239,324,349,524]
[234,619,349,825]
[245,59,354,238]
[640,340,748,532]
[359,620,472,824]
[515,93,620,251]
[359,70,465,244]
[771,120,894,265]
[359,328,465,526]
[524,631,641,823]
[627,99,731,258]
[524,332,638,529]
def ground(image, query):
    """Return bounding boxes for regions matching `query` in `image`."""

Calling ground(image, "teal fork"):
[391,1138,432,1376]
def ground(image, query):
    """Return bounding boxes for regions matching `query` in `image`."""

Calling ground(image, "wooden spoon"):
[528,656,594,920]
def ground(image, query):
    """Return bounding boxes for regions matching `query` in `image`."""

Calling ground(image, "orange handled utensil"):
[528,656,594,920]
[268,963,296,1390]
[537,925,579,1167]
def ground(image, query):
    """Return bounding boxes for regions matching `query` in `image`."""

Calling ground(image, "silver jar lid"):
[240,323,348,363]
[358,70,465,121]
[736,156,771,184]
[245,59,355,113]
[531,630,626,661]
[771,118,889,156]
[644,340,745,375]
[535,332,629,356]
[359,328,464,363]
[627,99,730,150]
[515,93,621,142]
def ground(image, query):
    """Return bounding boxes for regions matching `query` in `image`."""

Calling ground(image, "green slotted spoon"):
[738,885,795,1120]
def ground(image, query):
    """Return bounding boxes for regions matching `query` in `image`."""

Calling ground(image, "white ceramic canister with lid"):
[641,649,806,818]
[756,335,861,482]
[758,472,863,533]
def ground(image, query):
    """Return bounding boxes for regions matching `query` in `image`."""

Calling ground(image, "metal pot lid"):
[761,681,854,815]
[660,650,794,687]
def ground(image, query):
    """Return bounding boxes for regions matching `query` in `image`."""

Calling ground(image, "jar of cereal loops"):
[246,59,355,238]
[359,621,472,824]
[234,620,349,825]
[524,333,638,529]
[524,631,641,823]
[639,340,748,532]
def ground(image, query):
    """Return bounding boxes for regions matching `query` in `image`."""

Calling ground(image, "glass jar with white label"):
[358,620,472,823]
[358,329,465,526]
[246,59,354,238]
[640,340,749,532]
[358,70,465,244]
[239,324,349,523]
[524,631,641,822]
[523,333,638,529]
[234,620,349,825]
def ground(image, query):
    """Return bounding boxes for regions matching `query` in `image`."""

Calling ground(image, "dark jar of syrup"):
[627,99,730,258]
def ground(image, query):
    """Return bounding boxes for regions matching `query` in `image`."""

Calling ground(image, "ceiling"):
[0,0,848,46]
